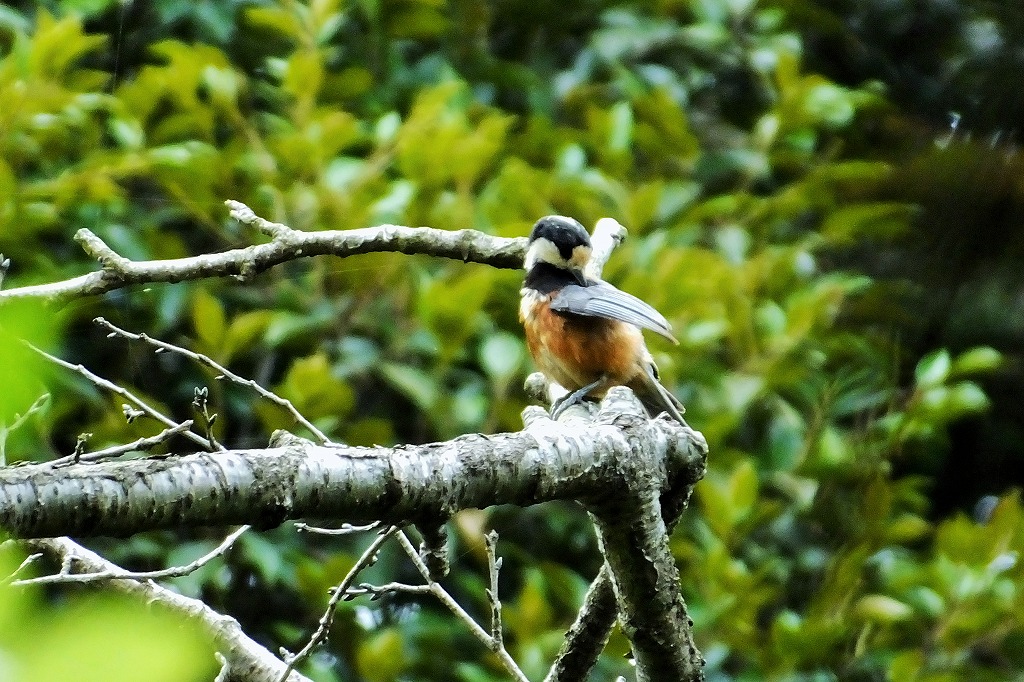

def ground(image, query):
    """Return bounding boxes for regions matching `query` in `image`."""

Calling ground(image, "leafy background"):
[1,0,1023,680]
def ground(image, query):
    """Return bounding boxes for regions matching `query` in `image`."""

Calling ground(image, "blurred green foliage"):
[0,545,215,680]
[1,1,1022,680]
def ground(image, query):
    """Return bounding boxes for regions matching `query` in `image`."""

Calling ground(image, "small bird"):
[519,215,685,423]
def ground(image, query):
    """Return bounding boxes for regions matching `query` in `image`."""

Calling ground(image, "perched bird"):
[519,215,685,423]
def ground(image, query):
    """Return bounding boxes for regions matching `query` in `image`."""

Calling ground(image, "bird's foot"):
[549,378,604,421]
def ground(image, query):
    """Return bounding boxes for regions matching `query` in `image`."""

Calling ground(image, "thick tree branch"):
[18,537,312,682]
[0,395,705,540]
[543,565,617,682]
[546,399,707,682]
[592,481,704,681]
[0,201,527,305]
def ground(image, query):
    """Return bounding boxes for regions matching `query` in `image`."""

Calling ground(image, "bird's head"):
[525,216,592,285]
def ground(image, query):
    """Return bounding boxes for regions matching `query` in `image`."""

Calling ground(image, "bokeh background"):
[1,0,1023,680]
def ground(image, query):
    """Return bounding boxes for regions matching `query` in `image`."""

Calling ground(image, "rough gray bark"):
[546,398,706,682]
[0,394,704,539]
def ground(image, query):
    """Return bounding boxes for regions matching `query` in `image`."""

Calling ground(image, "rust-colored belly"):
[522,301,642,393]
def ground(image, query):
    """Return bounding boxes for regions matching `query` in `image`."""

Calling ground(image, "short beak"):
[570,268,588,286]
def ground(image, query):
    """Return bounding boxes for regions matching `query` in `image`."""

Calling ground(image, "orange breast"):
[522,299,644,393]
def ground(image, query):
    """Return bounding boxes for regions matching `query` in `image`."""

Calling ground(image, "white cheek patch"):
[568,245,592,271]
[525,238,566,269]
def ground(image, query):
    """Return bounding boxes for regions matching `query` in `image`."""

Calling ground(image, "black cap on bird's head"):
[529,216,591,254]
[525,216,593,283]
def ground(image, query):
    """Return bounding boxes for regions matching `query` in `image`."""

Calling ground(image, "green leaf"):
[191,288,226,353]
[607,101,633,153]
[222,311,272,364]
[356,629,407,682]
[884,514,932,543]
[0,300,58,424]
[951,346,1001,377]
[280,353,355,419]
[914,349,951,387]
[721,373,764,415]
[803,83,855,128]
[16,592,212,681]
[768,400,805,470]
[945,381,989,415]
[728,460,758,522]
[479,332,524,384]
[821,202,916,244]
[379,362,437,411]
[855,594,913,623]
[418,268,493,362]
[239,532,286,583]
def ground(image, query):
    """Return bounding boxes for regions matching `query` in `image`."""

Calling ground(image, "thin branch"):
[13,525,249,585]
[344,582,434,598]
[396,530,530,682]
[543,566,618,682]
[48,421,195,467]
[484,530,505,649]
[294,521,380,536]
[96,317,331,445]
[0,551,43,586]
[0,201,527,305]
[3,393,50,434]
[584,217,628,281]
[0,393,50,465]
[0,252,10,289]
[28,342,214,452]
[279,526,399,682]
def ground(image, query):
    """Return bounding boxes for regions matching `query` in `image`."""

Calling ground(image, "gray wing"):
[550,282,678,344]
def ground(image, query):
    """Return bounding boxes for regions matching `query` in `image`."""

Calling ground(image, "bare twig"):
[192,387,223,451]
[49,421,195,467]
[585,217,628,281]
[0,253,10,289]
[279,526,399,682]
[96,317,331,445]
[417,521,449,580]
[0,551,43,586]
[0,393,50,465]
[28,342,215,452]
[344,582,434,598]
[294,521,380,535]
[0,201,527,305]
[13,525,249,586]
[484,530,505,649]
[396,530,529,682]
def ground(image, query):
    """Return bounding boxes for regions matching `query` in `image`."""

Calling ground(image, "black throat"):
[524,262,582,295]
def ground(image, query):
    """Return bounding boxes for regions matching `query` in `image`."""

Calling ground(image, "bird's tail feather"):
[629,369,686,425]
